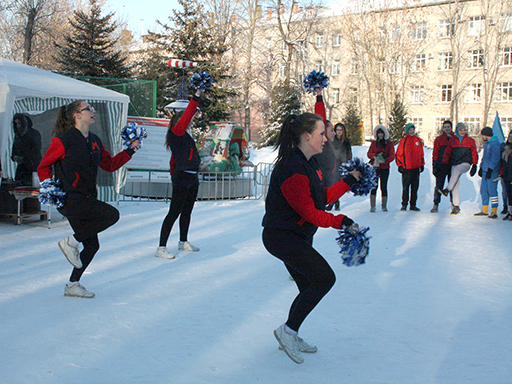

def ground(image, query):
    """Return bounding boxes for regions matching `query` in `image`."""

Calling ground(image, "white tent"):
[0,58,130,200]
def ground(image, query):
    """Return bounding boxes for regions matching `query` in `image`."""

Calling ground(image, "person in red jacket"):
[439,122,478,214]
[395,123,425,211]
[431,120,453,212]
[262,112,360,364]
[367,124,395,212]
[38,100,139,298]
[156,89,202,260]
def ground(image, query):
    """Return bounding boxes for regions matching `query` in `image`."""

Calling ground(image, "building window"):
[467,83,481,102]
[437,52,453,70]
[496,82,512,101]
[350,57,359,75]
[378,26,386,44]
[409,117,423,135]
[433,117,451,138]
[349,87,358,104]
[389,58,398,74]
[411,86,424,104]
[333,31,341,47]
[467,16,485,36]
[439,84,453,102]
[501,116,512,136]
[316,32,324,47]
[278,64,285,78]
[499,13,512,33]
[462,117,481,136]
[332,60,340,76]
[391,25,401,43]
[414,54,426,72]
[502,47,512,67]
[378,59,385,74]
[332,88,340,104]
[411,22,427,40]
[315,60,324,72]
[439,19,454,38]
[468,49,484,69]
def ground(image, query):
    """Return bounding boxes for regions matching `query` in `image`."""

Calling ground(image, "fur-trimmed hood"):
[373,124,390,140]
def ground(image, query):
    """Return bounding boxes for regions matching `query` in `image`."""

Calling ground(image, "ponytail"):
[52,100,83,136]
[165,111,185,150]
[275,112,322,164]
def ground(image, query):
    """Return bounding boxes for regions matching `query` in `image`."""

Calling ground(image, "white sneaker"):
[273,324,304,364]
[58,238,82,268]
[279,336,318,353]
[64,282,95,298]
[155,247,175,259]
[178,241,199,251]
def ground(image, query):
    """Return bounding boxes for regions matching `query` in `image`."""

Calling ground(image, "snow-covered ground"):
[1,146,511,384]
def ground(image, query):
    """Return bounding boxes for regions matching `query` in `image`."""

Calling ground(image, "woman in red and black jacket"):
[38,100,138,298]
[156,90,202,260]
[262,112,361,364]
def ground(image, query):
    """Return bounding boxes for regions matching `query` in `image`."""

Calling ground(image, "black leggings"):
[262,228,336,332]
[58,196,120,282]
[371,168,389,197]
[159,182,199,246]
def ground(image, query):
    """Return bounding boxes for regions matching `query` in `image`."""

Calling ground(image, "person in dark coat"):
[501,130,512,220]
[262,112,360,364]
[11,114,41,185]
[431,120,453,212]
[367,124,395,212]
[331,123,352,210]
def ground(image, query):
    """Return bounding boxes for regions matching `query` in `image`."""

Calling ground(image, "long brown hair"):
[275,113,322,164]
[52,100,83,136]
[165,111,185,150]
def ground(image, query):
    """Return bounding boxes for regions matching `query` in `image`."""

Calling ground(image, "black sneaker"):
[438,188,449,197]
[501,207,508,215]
[401,206,407,211]
[410,206,421,211]
[451,206,460,215]
[488,214,498,219]
[430,204,438,213]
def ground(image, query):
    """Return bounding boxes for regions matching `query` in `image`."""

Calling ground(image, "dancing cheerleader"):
[37,100,139,298]
[262,112,361,364]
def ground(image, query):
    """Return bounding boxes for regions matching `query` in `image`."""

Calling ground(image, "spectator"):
[431,120,453,213]
[11,113,41,185]
[500,130,512,220]
[395,123,425,211]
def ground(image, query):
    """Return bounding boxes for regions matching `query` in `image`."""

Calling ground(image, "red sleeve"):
[172,98,199,136]
[37,137,65,181]
[432,137,440,162]
[442,139,453,164]
[419,140,425,167]
[470,139,478,164]
[385,141,395,164]
[314,95,326,126]
[367,141,378,160]
[395,139,404,167]
[325,179,351,205]
[99,144,132,173]
[281,173,346,229]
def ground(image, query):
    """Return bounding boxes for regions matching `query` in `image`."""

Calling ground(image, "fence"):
[118,162,274,203]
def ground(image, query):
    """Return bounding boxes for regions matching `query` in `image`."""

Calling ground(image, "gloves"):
[341,216,354,228]
[398,166,404,173]
[377,154,385,164]
[486,169,493,179]
[420,166,424,173]
[470,164,477,177]
[478,167,482,177]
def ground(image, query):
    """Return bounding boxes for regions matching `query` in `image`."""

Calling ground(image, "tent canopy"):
[0,58,130,200]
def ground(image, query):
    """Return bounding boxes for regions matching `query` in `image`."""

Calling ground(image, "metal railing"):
[118,162,274,203]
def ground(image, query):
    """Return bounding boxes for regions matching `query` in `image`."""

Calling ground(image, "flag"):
[492,111,505,143]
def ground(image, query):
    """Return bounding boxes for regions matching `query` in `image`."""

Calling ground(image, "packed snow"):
[1,146,511,383]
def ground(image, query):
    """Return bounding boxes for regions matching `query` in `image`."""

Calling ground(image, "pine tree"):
[388,95,408,144]
[140,0,236,128]
[55,0,130,78]
[257,83,302,148]
[344,97,363,146]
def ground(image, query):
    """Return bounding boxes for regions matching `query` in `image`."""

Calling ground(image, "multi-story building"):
[246,0,512,145]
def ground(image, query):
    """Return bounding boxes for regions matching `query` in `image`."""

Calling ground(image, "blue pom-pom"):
[121,122,147,150]
[189,70,214,91]
[303,70,329,93]
[38,178,65,208]
[339,158,378,196]
[337,225,371,267]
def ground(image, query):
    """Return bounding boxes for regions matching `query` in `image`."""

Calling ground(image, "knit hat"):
[455,122,466,140]
[481,127,493,137]
[405,123,415,134]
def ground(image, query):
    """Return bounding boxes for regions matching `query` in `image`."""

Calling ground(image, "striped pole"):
[167,59,198,68]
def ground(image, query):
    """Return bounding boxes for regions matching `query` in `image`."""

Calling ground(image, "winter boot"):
[430,204,438,213]
[474,205,488,216]
[370,195,376,212]
[501,206,508,215]
[450,206,460,215]
[382,196,388,212]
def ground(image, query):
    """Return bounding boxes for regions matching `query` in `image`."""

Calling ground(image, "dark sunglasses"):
[79,105,95,113]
